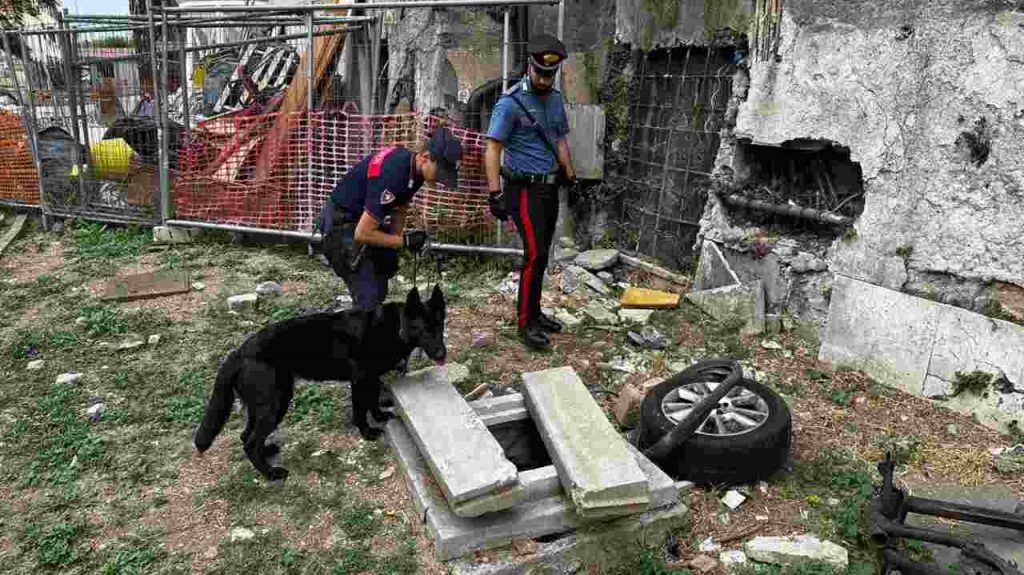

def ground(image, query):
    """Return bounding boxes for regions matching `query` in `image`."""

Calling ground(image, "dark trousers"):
[337,254,391,311]
[322,218,396,311]
[508,182,559,328]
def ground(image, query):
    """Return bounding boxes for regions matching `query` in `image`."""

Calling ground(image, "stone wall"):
[700,0,1024,332]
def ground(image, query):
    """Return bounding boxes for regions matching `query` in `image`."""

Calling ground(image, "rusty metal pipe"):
[717,192,853,226]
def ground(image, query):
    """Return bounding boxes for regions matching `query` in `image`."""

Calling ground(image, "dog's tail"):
[193,352,241,452]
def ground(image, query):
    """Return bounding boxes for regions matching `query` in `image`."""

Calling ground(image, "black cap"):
[428,127,463,189]
[527,33,567,73]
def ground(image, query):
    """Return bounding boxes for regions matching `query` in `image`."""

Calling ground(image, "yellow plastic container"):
[89,138,136,180]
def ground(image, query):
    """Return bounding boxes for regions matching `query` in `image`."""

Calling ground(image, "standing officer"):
[485,34,577,349]
[318,128,463,310]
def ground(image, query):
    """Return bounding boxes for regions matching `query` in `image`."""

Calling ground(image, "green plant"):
[950,370,994,398]
[895,245,913,258]
[290,384,337,425]
[48,330,82,349]
[26,383,105,498]
[101,547,157,575]
[163,369,208,425]
[1008,420,1024,445]
[78,305,128,337]
[24,522,82,567]
[10,330,42,359]
[637,548,691,574]
[841,227,858,243]
[340,502,378,540]
[74,222,151,258]
[871,433,923,465]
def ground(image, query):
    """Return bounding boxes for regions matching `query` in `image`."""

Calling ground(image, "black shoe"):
[535,313,563,333]
[518,324,551,349]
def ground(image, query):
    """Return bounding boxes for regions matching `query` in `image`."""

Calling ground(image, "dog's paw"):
[359,427,384,441]
[267,467,289,482]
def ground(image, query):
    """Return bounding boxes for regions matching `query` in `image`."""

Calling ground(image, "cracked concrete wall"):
[701,0,1024,328]
[383,6,459,113]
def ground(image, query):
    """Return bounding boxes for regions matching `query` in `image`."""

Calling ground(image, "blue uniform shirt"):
[486,76,570,175]
[329,146,423,233]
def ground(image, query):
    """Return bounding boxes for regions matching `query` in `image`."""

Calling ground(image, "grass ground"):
[0,215,1021,575]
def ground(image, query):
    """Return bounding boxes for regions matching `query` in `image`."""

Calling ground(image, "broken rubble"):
[699,537,722,553]
[471,330,497,349]
[191,281,206,292]
[627,327,668,350]
[574,249,619,271]
[618,308,653,325]
[582,301,618,324]
[719,550,748,568]
[559,266,582,294]
[227,293,259,311]
[255,281,283,297]
[446,362,470,385]
[685,282,765,335]
[597,271,614,284]
[613,385,644,428]
[688,554,718,574]
[585,274,611,295]
[56,373,82,385]
[722,490,746,510]
[553,309,582,329]
[27,360,45,370]
[790,252,828,274]
[148,334,161,346]
[86,403,105,422]
[744,535,848,570]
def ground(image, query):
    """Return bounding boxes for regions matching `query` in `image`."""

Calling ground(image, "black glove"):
[488,191,508,222]
[403,230,428,254]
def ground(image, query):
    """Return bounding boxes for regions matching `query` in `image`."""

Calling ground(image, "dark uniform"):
[486,34,575,347]
[318,129,462,310]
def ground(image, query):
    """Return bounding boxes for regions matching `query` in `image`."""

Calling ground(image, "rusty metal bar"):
[717,193,854,225]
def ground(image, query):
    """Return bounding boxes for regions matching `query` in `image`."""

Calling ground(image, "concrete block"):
[469,394,530,426]
[693,240,741,291]
[391,367,522,512]
[819,275,941,394]
[522,367,651,518]
[928,306,1024,391]
[227,293,259,312]
[152,225,201,244]
[744,535,848,570]
[582,301,619,324]
[685,281,764,335]
[618,309,654,325]
[574,249,619,271]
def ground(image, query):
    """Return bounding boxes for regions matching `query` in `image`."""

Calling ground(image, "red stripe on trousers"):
[519,187,538,328]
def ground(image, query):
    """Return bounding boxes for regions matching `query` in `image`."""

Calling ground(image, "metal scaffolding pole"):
[156,0,559,14]
[58,13,88,206]
[146,0,168,222]
[501,9,510,91]
[182,27,354,55]
[13,31,49,228]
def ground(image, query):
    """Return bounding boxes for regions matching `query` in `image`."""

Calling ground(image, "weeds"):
[950,370,994,398]
[24,522,83,568]
[78,305,129,337]
[100,547,158,575]
[871,433,923,465]
[74,222,151,258]
[290,384,338,425]
[25,383,105,499]
[163,369,209,425]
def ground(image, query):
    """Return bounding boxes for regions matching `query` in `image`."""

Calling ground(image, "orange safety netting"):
[0,110,40,205]
[173,111,492,233]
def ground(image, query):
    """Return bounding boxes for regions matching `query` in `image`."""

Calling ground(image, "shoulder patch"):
[380,190,396,205]
[368,146,398,179]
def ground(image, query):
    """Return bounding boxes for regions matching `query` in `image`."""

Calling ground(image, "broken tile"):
[722,490,746,510]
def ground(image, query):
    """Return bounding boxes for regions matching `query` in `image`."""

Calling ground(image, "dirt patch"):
[142,441,233,574]
[319,433,360,451]
[0,534,15,555]
[281,281,309,296]
[0,241,65,282]
[295,510,335,551]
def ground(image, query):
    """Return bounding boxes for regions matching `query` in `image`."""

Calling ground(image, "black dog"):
[193,286,447,481]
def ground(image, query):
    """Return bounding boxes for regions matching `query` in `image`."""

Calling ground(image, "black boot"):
[535,313,563,333]
[518,323,551,350]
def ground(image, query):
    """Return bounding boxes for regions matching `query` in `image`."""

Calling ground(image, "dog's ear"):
[429,284,446,317]
[406,286,423,310]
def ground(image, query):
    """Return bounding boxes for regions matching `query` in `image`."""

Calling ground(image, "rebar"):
[717,193,854,226]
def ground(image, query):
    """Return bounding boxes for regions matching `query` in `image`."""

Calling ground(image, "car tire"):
[638,359,792,486]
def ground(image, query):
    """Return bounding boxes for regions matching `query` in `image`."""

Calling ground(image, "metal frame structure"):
[0,0,564,250]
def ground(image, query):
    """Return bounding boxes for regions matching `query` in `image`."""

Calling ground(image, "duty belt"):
[503,170,559,184]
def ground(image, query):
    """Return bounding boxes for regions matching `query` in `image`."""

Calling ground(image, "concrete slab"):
[685,281,765,335]
[694,240,741,292]
[929,306,1024,390]
[819,275,942,394]
[0,214,27,258]
[906,484,1024,568]
[391,367,522,512]
[469,394,530,426]
[522,367,651,518]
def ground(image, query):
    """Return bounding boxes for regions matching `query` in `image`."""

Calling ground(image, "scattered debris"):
[378,466,395,481]
[558,237,575,249]
[574,249,620,271]
[118,338,146,351]
[230,527,256,542]
[760,340,783,350]
[464,383,490,401]
[719,549,748,568]
[227,293,259,311]
[255,281,284,297]
[191,281,206,292]
[496,273,519,295]
[585,274,611,295]
[56,373,83,385]
[470,330,497,349]
[699,537,722,553]
[620,287,680,309]
[152,225,200,244]
[685,282,765,335]
[148,334,161,346]
[627,326,668,350]
[613,384,644,428]
[618,308,653,325]
[511,537,538,557]
[722,490,747,511]
[597,271,614,284]
[995,445,1024,475]
[790,252,828,273]
[618,253,690,287]
[582,301,619,324]
[688,554,718,574]
[103,270,191,302]
[946,423,960,436]
[27,360,45,371]
[553,308,583,329]
[744,535,848,571]
[86,402,105,423]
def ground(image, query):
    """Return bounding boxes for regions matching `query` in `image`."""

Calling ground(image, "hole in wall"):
[955,117,991,167]
[721,139,865,238]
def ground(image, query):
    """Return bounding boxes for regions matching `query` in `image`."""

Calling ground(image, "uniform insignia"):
[383,215,393,225]
[381,190,396,204]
